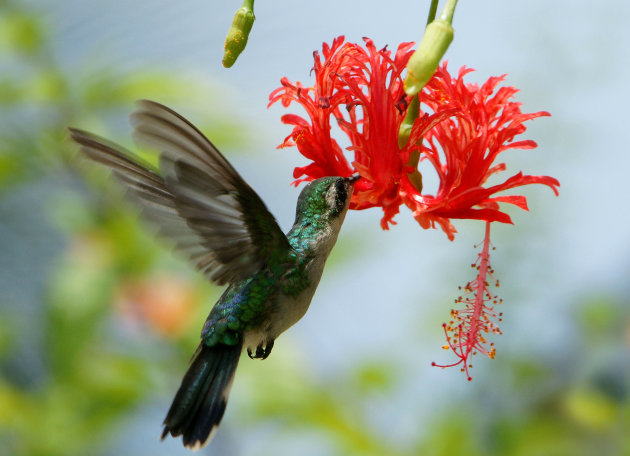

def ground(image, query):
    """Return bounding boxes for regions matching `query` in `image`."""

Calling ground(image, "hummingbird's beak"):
[346,174,361,185]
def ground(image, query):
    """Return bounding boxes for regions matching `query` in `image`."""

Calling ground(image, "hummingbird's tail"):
[161,341,242,449]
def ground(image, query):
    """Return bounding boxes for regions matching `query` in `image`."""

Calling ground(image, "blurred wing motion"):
[69,100,291,285]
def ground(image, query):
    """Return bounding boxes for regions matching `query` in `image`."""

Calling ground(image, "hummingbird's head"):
[294,175,358,230]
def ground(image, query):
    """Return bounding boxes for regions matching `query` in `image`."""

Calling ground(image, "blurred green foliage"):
[0,2,229,454]
[234,296,629,456]
[0,1,628,456]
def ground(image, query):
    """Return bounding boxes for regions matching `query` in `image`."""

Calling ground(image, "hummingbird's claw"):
[261,340,274,359]
[247,339,275,360]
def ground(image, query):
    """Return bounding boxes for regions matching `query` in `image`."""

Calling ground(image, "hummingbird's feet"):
[247,339,274,360]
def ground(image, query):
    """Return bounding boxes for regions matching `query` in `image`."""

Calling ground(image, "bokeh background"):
[1,0,628,455]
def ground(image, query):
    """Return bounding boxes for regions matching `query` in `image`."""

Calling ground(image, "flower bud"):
[404,19,454,95]
[222,1,255,68]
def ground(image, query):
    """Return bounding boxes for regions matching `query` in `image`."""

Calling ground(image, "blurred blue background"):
[0,0,628,455]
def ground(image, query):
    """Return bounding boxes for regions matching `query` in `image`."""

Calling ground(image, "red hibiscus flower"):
[270,36,559,379]
[269,36,559,238]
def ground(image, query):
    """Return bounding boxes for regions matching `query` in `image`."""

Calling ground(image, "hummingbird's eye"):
[334,179,347,200]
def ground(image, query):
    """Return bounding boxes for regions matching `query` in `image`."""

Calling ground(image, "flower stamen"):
[432,221,502,380]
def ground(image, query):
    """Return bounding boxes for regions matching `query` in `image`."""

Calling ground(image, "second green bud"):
[404,19,454,96]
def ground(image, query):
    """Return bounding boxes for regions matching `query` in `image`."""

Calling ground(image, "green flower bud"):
[404,19,454,96]
[222,0,255,68]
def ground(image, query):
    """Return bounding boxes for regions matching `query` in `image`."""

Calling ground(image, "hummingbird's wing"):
[69,100,292,285]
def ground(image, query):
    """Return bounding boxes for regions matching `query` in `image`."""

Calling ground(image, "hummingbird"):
[68,100,357,449]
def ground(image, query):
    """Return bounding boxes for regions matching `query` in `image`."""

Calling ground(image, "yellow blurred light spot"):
[564,387,619,430]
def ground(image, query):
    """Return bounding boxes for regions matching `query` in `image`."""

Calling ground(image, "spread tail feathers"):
[161,342,242,449]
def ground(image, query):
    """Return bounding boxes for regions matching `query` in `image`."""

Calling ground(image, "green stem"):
[439,0,458,24]
[242,0,254,10]
[426,0,439,25]
[398,96,419,148]
[398,96,423,193]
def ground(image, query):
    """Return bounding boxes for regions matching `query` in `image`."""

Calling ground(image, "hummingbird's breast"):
[204,217,346,352]
[243,249,329,352]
